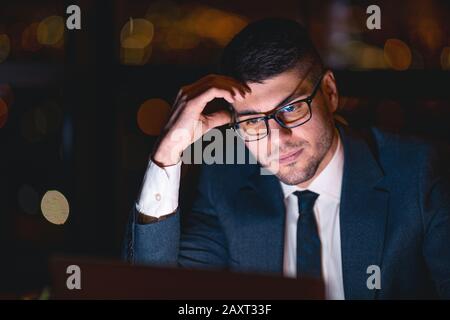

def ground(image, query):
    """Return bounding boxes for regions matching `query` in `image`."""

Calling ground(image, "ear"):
[321,70,339,113]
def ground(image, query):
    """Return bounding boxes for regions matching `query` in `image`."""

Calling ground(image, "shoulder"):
[367,127,448,173]
[365,127,450,207]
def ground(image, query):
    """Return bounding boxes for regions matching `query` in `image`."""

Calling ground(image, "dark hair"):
[220,18,324,84]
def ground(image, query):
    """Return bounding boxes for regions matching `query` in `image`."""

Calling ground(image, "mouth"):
[278,148,303,165]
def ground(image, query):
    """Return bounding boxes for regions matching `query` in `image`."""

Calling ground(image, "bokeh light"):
[120,18,154,65]
[145,2,248,53]
[49,35,65,49]
[37,16,65,46]
[188,7,247,47]
[384,39,412,71]
[0,83,14,105]
[405,0,445,53]
[0,84,13,128]
[120,45,152,66]
[22,23,42,52]
[41,190,70,225]
[0,34,11,63]
[18,184,40,215]
[344,41,387,69]
[165,25,199,50]
[146,0,181,27]
[137,98,171,136]
[359,45,387,69]
[0,98,7,128]
[413,18,444,52]
[120,18,154,49]
[441,47,450,70]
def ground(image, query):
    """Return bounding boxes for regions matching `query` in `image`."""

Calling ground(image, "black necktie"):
[294,190,322,279]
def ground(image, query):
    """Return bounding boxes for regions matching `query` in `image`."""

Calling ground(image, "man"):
[123,18,450,299]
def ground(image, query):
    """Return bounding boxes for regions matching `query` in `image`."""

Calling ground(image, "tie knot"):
[294,190,319,214]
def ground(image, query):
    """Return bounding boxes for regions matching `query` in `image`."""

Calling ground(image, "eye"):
[246,118,263,124]
[281,105,297,113]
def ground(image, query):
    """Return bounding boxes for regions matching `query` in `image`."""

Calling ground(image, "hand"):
[152,74,250,166]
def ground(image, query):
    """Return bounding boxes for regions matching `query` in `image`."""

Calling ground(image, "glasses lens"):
[237,117,267,141]
[275,101,310,127]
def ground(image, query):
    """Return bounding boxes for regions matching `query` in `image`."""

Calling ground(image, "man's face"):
[232,67,339,186]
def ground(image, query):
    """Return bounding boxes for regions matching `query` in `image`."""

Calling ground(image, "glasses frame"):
[231,73,324,141]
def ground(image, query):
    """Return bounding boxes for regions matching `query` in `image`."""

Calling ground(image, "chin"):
[276,159,317,186]
[277,170,308,185]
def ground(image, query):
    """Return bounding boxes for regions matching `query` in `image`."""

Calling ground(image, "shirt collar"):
[279,129,344,202]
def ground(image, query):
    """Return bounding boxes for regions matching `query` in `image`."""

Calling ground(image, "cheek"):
[300,106,331,141]
[245,140,270,158]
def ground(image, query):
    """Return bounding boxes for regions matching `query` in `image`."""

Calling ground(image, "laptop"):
[50,256,324,299]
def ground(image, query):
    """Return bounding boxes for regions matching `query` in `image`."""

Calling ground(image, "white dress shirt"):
[280,133,345,300]
[136,132,345,299]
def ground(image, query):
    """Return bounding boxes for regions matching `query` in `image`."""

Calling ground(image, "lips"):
[279,148,303,164]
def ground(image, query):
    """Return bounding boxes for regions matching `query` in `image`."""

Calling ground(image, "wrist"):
[152,146,181,167]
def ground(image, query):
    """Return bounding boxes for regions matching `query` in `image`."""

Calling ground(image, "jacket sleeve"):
[122,164,229,269]
[122,205,181,266]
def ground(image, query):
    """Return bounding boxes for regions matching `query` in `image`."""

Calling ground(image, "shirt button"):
[155,193,161,201]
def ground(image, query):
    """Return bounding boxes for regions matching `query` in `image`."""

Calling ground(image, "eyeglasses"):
[231,74,324,142]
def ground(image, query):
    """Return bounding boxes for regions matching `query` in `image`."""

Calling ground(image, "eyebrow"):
[236,85,308,117]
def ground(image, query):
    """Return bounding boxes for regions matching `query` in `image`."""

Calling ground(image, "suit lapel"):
[235,166,286,274]
[338,125,390,299]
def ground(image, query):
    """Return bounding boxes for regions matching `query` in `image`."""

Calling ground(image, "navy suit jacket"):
[123,124,450,299]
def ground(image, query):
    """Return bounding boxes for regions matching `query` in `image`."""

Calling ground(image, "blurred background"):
[0,0,449,297]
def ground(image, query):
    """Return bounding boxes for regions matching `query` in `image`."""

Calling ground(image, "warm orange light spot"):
[0,34,10,63]
[191,8,247,47]
[22,23,42,52]
[384,39,412,71]
[121,18,154,49]
[416,18,444,52]
[0,83,14,106]
[137,98,171,136]
[441,47,450,70]
[120,18,154,65]
[166,26,199,50]
[0,98,8,128]
[37,16,65,46]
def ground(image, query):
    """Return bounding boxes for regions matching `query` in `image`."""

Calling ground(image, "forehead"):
[233,68,312,114]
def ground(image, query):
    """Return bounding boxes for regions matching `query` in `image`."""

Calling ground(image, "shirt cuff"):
[135,159,181,218]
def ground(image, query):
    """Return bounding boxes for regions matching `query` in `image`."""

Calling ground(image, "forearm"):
[122,157,182,263]
[123,205,181,265]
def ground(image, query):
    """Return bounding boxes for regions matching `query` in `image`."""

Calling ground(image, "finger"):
[188,87,237,112]
[182,75,250,101]
[168,85,236,126]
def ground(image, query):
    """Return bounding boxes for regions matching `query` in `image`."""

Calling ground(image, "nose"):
[267,117,292,142]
